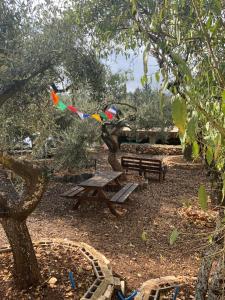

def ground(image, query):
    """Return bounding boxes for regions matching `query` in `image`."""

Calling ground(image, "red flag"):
[68,105,78,113]
[105,111,113,120]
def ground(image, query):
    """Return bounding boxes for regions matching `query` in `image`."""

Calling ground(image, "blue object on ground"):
[69,271,75,289]
[116,290,138,300]
[172,286,180,300]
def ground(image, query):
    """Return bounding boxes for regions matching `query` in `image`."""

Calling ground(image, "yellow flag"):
[91,114,102,123]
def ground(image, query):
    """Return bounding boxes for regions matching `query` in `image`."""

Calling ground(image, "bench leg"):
[92,190,98,196]
[114,177,122,188]
[73,198,81,210]
[97,189,121,217]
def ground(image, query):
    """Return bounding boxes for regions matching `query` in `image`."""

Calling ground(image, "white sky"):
[106,50,160,92]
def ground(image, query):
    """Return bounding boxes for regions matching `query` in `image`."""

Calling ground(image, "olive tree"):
[0,0,107,289]
[70,0,225,298]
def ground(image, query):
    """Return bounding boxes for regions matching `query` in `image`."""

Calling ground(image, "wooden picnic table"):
[61,171,138,217]
[79,171,122,187]
[76,171,122,216]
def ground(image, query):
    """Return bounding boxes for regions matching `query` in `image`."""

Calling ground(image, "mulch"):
[0,244,95,300]
[0,152,217,296]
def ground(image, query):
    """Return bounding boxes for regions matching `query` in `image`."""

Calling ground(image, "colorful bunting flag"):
[99,112,108,121]
[56,100,67,111]
[68,105,78,113]
[51,91,59,105]
[108,107,117,115]
[77,111,84,119]
[50,90,118,124]
[91,114,102,123]
[83,114,90,118]
[105,111,113,120]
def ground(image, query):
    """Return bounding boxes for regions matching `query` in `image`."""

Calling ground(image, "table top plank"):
[78,171,122,188]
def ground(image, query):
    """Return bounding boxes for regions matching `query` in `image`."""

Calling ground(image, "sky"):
[105,50,160,92]
[31,1,160,92]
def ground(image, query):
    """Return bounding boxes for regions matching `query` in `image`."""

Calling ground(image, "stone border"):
[0,238,120,300]
[134,276,195,300]
[120,143,182,155]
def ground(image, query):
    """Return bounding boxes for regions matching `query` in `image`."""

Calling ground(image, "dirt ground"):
[0,152,216,291]
[0,244,95,299]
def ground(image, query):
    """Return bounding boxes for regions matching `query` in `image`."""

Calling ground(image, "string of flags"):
[50,90,118,123]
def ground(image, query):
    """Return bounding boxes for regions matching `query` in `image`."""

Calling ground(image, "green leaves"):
[130,0,137,15]
[198,185,208,210]
[206,147,213,165]
[222,90,225,101]
[221,91,225,115]
[141,74,148,86]
[169,229,179,245]
[171,53,192,79]
[192,141,199,159]
[155,71,160,83]
[172,97,187,135]
[186,117,197,142]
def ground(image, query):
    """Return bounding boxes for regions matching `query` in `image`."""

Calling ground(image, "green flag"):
[100,112,108,121]
[57,100,67,111]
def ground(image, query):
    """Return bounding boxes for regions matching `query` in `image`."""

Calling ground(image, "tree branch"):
[103,102,137,112]
[0,153,48,220]
[0,62,52,108]
[191,0,224,88]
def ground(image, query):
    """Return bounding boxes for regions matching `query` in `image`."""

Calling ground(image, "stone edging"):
[120,144,182,155]
[134,275,195,300]
[0,238,120,300]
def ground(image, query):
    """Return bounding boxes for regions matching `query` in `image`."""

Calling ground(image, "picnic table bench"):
[121,156,167,182]
[61,171,138,216]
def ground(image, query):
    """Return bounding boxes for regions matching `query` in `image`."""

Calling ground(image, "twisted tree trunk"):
[0,153,48,289]
[101,123,126,180]
[108,151,123,172]
[1,219,40,288]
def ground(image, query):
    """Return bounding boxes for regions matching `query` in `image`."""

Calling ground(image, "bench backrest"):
[121,156,162,171]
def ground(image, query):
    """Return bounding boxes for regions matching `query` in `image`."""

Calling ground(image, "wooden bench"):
[121,156,167,182]
[110,183,138,203]
[60,186,85,197]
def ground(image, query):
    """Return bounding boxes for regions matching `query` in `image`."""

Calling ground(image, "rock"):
[85,265,92,271]
[48,277,57,286]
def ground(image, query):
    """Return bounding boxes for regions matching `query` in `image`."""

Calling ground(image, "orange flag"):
[51,90,59,105]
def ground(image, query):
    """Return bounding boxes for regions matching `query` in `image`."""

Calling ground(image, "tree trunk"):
[208,257,224,300]
[1,218,40,289]
[195,247,215,300]
[196,213,224,299]
[108,151,123,172]
[183,144,193,161]
[101,127,126,179]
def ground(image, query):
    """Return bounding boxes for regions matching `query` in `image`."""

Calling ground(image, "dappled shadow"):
[0,154,210,288]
